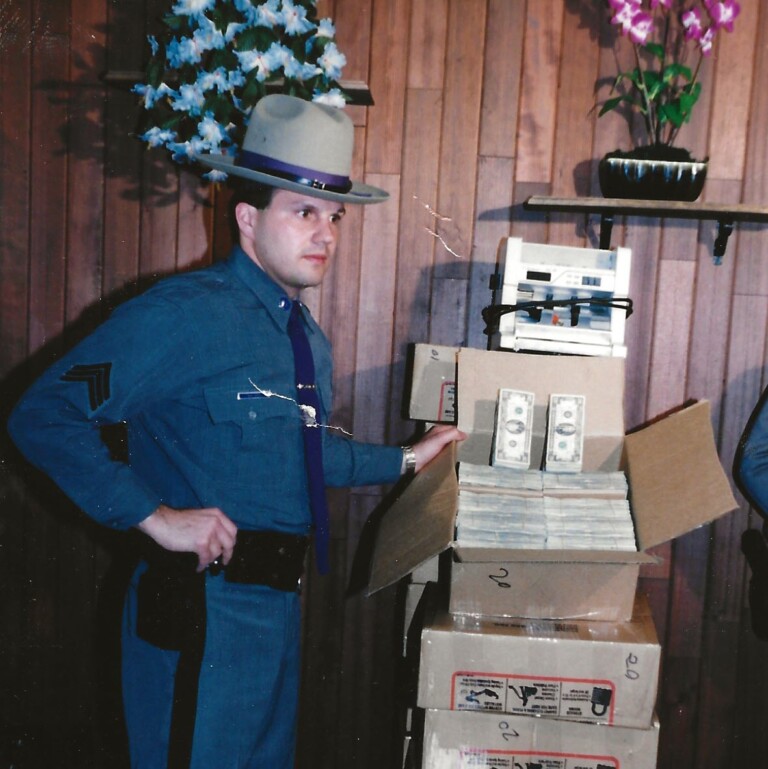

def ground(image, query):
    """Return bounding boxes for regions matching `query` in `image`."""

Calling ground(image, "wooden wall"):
[2,0,768,766]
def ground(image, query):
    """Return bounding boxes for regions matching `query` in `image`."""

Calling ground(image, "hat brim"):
[197,153,389,205]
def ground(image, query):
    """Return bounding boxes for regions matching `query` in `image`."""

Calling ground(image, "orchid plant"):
[133,0,348,180]
[599,0,740,151]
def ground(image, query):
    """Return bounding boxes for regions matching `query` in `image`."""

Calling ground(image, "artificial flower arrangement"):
[133,0,348,180]
[599,0,740,156]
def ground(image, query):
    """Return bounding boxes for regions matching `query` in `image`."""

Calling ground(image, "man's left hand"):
[411,424,467,473]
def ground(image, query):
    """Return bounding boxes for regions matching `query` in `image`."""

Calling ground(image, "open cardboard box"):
[369,348,737,621]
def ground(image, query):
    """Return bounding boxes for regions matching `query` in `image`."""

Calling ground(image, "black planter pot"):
[598,146,708,202]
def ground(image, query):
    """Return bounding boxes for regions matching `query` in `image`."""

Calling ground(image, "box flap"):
[455,348,625,470]
[367,442,459,595]
[624,400,738,550]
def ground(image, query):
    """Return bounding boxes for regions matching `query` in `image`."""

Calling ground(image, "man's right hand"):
[137,504,238,572]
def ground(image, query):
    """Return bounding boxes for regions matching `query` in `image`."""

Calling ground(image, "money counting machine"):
[483,237,632,357]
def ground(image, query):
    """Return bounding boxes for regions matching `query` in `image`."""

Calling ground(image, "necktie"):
[287,301,330,574]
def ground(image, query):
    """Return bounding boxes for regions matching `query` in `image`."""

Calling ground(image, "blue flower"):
[312,88,346,108]
[235,48,272,80]
[148,35,160,55]
[197,67,231,94]
[203,168,230,182]
[317,42,346,80]
[197,113,229,146]
[284,56,320,81]
[168,136,210,161]
[316,18,336,39]
[171,82,206,115]
[193,15,226,52]
[167,36,202,68]
[281,0,314,36]
[171,0,216,18]
[140,126,177,148]
[133,82,176,109]
[255,0,282,27]
[264,41,291,70]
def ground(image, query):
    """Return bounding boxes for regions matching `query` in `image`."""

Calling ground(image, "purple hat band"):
[237,149,353,194]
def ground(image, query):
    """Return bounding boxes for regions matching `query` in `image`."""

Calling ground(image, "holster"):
[136,550,204,651]
[135,530,309,651]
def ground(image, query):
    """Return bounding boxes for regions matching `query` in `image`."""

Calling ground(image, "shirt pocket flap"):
[204,385,301,425]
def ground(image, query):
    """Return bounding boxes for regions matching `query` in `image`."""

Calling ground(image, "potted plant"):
[597,0,740,200]
[132,0,349,181]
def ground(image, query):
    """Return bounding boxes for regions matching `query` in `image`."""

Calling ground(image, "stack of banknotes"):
[492,389,587,473]
[455,463,636,551]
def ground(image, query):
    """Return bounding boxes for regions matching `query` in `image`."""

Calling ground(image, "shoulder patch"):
[60,362,113,411]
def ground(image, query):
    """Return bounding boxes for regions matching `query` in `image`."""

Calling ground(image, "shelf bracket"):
[713,218,734,266]
[599,213,614,250]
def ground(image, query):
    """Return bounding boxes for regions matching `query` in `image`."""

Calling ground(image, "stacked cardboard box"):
[376,345,737,769]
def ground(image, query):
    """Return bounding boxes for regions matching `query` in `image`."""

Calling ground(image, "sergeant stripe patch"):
[60,362,112,411]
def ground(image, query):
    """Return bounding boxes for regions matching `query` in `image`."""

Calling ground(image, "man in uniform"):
[7,94,463,768]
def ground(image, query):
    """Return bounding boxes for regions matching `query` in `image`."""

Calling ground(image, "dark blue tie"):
[287,301,330,574]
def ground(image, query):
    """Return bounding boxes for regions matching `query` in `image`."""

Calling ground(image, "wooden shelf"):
[524,195,768,264]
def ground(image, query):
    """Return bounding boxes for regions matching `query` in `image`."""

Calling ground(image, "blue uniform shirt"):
[8,246,403,534]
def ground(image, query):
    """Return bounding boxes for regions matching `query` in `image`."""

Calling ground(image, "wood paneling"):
[2,1,768,767]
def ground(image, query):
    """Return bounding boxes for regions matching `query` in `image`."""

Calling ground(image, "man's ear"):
[234,201,258,238]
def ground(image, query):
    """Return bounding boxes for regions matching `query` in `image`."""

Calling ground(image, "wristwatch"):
[401,445,417,475]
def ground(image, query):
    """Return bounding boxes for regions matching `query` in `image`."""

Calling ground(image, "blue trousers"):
[121,566,302,769]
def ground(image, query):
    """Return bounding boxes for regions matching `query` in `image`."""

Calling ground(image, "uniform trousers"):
[121,566,302,769]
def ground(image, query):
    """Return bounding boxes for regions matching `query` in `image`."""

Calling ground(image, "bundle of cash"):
[456,489,547,548]
[454,481,637,552]
[542,471,628,499]
[458,462,543,496]
[492,388,535,470]
[543,497,637,550]
[544,393,586,473]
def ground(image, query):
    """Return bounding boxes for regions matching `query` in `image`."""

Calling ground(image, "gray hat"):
[197,94,388,205]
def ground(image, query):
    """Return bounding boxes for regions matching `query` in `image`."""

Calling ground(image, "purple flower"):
[698,26,716,55]
[681,7,704,40]
[610,2,653,45]
[706,1,741,32]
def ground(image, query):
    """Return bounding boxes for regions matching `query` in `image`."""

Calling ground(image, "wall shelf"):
[524,195,768,265]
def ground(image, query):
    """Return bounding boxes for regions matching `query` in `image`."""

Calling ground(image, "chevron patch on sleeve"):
[60,363,113,411]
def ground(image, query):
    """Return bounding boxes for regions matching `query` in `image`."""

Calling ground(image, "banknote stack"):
[455,489,547,548]
[454,462,636,551]
[458,462,543,497]
[543,498,637,550]
[492,388,535,469]
[544,393,586,473]
[542,471,628,498]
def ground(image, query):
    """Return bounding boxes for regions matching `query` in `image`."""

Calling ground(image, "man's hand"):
[137,504,238,572]
[411,424,467,473]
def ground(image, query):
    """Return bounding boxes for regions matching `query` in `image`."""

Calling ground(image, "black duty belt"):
[210,529,309,591]
[136,530,309,651]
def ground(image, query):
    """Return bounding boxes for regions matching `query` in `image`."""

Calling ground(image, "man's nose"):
[313,218,335,244]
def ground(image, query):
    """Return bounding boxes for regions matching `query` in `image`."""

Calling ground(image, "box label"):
[459,750,619,769]
[452,673,616,723]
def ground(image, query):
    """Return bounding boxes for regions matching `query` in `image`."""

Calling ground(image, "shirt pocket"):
[202,383,306,502]
[203,384,303,448]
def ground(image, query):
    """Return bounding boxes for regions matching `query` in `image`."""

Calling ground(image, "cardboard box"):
[368,347,737,621]
[417,593,660,728]
[421,708,660,769]
[408,344,459,423]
